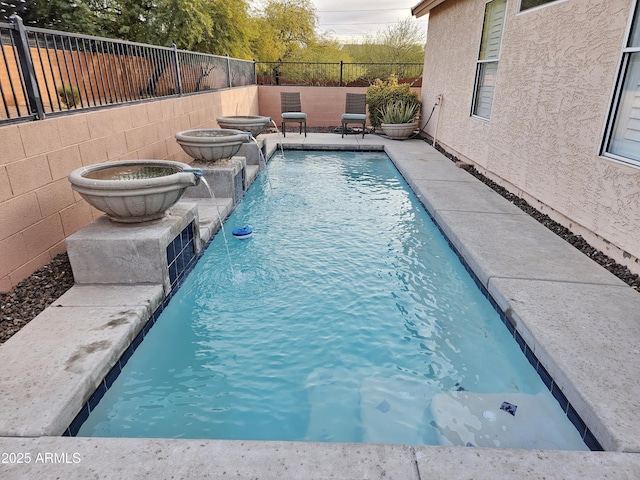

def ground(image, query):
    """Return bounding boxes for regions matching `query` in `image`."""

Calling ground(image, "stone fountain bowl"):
[68,160,201,223]
[216,116,272,137]
[175,128,252,163]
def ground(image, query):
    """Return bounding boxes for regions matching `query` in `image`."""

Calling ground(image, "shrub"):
[366,74,421,128]
[57,85,80,109]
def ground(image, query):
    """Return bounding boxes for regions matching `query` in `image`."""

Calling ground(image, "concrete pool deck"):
[1,132,639,478]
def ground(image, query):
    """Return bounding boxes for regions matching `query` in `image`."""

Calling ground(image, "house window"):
[519,0,558,12]
[604,3,640,166]
[472,0,507,119]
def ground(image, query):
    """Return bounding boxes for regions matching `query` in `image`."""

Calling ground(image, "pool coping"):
[0,132,639,479]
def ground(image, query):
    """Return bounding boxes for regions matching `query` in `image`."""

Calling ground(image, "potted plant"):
[366,74,421,139]
[379,100,421,139]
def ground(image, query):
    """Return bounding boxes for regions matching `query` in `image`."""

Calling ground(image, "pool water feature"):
[76,151,588,450]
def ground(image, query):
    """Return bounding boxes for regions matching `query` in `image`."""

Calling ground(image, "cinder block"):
[0,233,29,277]
[0,125,26,165]
[18,121,61,157]
[23,215,65,257]
[78,138,109,166]
[0,167,12,202]
[56,115,91,147]
[6,155,52,196]
[47,145,82,181]
[60,200,93,237]
[36,178,76,218]
[0,193,42,240]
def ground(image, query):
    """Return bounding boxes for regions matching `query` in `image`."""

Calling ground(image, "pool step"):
[430,391,588,450]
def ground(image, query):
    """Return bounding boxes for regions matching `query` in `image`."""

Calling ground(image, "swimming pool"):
[76,150,588,450]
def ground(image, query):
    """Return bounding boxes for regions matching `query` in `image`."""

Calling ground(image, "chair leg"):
[304,121,306,137]
[362,121,365,138]
[282,121,286,137]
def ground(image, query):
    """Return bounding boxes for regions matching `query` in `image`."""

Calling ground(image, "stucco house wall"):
[0,86,259,291]
[416,0,640,275]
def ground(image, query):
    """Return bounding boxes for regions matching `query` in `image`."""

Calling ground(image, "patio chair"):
[341,93,367,138]
[280,92,307,137]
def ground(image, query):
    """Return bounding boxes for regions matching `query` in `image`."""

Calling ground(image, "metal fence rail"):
[256,61,423,87]
[0,16,256,125]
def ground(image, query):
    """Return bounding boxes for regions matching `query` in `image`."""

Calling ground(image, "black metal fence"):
[0,16,256,125]
[256,61,423,87]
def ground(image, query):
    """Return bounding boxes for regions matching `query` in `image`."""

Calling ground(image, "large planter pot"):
[68,160,201,223]
[380,122,418,140]
[175,128,252,163]
[216,116,272,137]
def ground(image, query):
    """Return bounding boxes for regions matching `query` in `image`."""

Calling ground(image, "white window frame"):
[471,0,507,120]
[603,1,640,168]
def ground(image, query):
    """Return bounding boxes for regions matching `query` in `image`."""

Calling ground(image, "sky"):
[251,0,428,43]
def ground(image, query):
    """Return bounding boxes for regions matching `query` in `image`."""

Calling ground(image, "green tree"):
[7,0,97,34]
[252,0,318,61]
[196,0,254,58]
[345,18,425,64]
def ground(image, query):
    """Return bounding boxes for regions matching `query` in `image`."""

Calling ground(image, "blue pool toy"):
[232,226,253,239]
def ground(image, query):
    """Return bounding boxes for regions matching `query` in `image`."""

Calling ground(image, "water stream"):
[198,176,235,278]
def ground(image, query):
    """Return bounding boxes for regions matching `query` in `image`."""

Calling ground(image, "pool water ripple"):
[77,151,588,450]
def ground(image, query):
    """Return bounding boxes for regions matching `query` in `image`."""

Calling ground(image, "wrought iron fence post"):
[226,54,231,88]
[339,60,343,87]
[171,43,182,95]
[9,15,45,120]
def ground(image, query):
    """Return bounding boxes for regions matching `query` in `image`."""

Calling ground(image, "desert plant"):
[366,74,421,129]
[57,85,80,109]
[380,99,420,124]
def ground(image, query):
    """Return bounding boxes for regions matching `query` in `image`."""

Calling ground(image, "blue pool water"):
[77,151,587,450]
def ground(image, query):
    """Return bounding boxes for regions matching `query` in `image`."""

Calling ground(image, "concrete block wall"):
[0,86,259,291]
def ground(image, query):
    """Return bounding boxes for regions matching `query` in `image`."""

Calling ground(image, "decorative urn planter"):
[68,160,201,223]
[216,116,272,137]
[380,122,419,140]
[175,128,252,163]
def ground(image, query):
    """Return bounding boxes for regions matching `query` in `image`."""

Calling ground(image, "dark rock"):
[429,140,640,294]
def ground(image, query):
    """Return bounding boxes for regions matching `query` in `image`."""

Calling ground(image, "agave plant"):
[380,100,420,124]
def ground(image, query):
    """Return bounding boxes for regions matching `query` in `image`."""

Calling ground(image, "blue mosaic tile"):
[537,364,553,390]
[524,346,538,370]
[567,404,587,438]
[88,383,107,412]
[169,262,178,286]
[103,363,121,389]
[552,383,569,414]
[584,428,604,451]
[166,241,176,264]
[514,330,526,352]
[66,402,89,436]
[504,318,515,335]
[118,343,134,369]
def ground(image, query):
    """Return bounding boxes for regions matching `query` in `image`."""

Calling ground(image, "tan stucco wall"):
[420,0,640,274]
[0,86,259,291]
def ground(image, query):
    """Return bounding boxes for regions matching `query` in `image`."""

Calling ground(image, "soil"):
[1,135,637,346]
